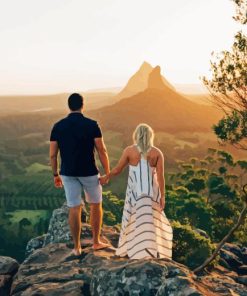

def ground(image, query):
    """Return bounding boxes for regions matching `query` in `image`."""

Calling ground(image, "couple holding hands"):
[50,93,172,259]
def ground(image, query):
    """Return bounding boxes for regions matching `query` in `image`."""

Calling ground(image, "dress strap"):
[136,144,153,158]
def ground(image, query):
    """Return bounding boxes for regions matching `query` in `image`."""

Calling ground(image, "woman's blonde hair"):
[133,123,154,156]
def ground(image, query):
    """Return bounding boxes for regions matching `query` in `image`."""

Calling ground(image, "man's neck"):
[70,110,83,114]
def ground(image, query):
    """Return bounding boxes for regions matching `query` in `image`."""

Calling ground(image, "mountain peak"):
[115,62,154,99]
[139,61,153,72]
[148,66,166,90]
[116,62,175,100]
[147,66,175,91]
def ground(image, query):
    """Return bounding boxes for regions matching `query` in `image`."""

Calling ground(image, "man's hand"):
[54,175,63,188]
[160,197,165,211]
[99,175,110,186]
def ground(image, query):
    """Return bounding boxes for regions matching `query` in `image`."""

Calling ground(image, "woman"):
[103,123,173,259]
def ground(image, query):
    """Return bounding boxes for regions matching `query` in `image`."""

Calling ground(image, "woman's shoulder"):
[125,144,137,151]
[150,146,164,157]
[123,145,136,154]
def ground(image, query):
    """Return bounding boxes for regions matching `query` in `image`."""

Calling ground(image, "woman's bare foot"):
[93,241,111,250]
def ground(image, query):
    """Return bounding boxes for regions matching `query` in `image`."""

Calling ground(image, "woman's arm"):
[156,151,165,210]
[99,148,129,185]
[109,148,129,178]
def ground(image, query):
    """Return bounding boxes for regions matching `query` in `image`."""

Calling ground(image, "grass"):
[7,210,50,224]
[26,162,50,174]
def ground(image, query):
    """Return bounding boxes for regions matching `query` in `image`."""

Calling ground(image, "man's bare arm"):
[94,137,110,175]
[49,141,59,175]
[49,141,63,188]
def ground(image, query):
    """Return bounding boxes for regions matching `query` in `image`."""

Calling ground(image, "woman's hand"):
[159,197,165,211]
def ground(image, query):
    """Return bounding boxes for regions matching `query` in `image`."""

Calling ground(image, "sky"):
[0,0,245,94]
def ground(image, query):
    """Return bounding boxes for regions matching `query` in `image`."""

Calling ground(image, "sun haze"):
[0,0,243,94]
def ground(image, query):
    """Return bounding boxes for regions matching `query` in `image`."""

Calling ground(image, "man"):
[49,93,110,255]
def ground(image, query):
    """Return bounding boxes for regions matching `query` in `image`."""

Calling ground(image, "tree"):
[232,0,247,24]
[203,0,247,150]
[185,177,206,193]
[194,0,247,273]
[194,184,247,274]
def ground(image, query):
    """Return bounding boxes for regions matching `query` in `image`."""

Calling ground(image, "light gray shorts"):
[60,174,102,207]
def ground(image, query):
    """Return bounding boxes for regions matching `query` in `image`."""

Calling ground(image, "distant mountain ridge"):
[0,61,212,114]
[88,65,223,134]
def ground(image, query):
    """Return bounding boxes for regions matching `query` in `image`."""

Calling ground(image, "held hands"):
[99,174,110,186]
[54,175,63,188]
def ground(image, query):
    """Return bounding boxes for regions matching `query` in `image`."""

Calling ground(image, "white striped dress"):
[116,149,173,259]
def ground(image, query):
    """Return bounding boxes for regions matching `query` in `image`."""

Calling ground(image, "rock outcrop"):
[1,204,247,295]
[0,256,19,296]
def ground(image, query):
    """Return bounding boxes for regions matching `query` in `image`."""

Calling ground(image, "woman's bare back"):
[126,144,161,167]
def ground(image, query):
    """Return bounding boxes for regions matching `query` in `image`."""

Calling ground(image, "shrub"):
[171,220,216,269]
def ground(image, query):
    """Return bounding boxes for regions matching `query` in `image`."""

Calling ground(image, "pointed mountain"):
[115,62,175,100]
[88,65,223,134]
[115,62,153,100]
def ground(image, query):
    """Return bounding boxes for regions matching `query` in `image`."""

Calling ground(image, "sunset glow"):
[0,0,244,94]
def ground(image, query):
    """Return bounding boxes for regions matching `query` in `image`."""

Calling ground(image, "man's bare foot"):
[93,241,111,250]
[72,248,82,256]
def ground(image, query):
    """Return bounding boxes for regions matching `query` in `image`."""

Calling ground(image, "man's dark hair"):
[68,93,84,111]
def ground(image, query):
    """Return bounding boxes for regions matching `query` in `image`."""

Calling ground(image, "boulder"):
[220,249,243,270]
[0,256,19,296]
[222,243,244,261]
[25,234,47,257]
[43,203,88,246]
[242,247,247,264]
[157,276,204,296]
[238,265,247,275]
[236,275,247,286]
[0,257,19,275]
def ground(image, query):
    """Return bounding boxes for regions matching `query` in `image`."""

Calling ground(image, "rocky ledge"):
[1,204,247,295]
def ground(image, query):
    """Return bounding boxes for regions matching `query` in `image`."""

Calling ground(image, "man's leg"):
[90,202,110,249]
[60,175,83,255]
[69,204,82,254]
[90,203,102,245]
[82,175,110,250]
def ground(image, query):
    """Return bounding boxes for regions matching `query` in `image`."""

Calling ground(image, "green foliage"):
[185,177,206,193]
[102,191,124,225]
[217,150,234,166]
[213,110,247,148]
[236,160,247,170]
[168,149,246,244]
[218,166,227,175]
[177,198,216,234]
[172,220,216,269]
[0,208,50,262]
[174,186,190,198]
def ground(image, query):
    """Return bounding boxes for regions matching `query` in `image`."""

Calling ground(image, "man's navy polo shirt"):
[50,112,102,177]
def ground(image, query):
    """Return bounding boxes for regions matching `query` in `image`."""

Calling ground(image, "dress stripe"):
[133,171,137,182]
[147,160,150,196]
[139,160,143,192]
